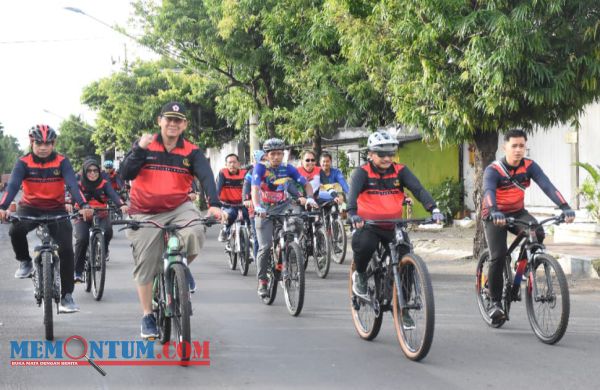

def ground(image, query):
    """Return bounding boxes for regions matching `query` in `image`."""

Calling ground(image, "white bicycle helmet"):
[367,131,399,152]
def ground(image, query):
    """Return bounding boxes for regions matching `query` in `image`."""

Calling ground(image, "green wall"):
[396,140,459,218]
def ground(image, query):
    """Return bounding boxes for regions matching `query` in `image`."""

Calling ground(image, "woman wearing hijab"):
[73,158,128,282]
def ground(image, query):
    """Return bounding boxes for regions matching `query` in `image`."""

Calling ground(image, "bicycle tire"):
[42,252,54,341]
[227,233,237,271]
[525,254,570,344]
[331,217,347,264]
[84,251,92,293]
[262,252,278,305]
[392,253,435,361]
[283,241,305,316]
[238,228,250,276]
[171,264,192,361]
[314,226,331,278]
[155,275,171,344]
[349,261,383,340]
[91,233,106,301]
[475,250,508,328]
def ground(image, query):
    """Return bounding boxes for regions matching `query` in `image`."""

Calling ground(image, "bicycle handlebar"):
[364,217,436,225]
[505,214,565,228]
[7,213,80,223]
[112,217,218,231]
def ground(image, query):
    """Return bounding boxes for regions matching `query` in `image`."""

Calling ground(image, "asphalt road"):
[0,221,599,389]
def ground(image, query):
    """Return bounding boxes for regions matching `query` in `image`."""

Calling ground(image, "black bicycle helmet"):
[262,138,286,152]
[29,124,57,143]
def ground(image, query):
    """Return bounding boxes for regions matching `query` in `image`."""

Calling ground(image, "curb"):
[551,252,599,279]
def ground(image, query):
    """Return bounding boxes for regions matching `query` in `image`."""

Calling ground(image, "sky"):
[0,0,157,148]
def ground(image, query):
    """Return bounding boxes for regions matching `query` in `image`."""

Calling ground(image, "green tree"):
[54,115,97,172]
[328,0,600,258]
[0,122,22,174]
[82,59,233,152]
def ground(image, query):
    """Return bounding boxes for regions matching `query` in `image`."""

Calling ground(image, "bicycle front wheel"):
[154,275,171,344]
[42,252,54,341]
[331,217,347,264]
[227,233,237,270]
[314,226,331,278]
[238,228,250,276]
[525,254,569,344]
[91,233,106,301]
[475,250,508,328]
[283,241,305,316]
[349,261,382,340]
[392,253,435,361]
[171,264,191,361]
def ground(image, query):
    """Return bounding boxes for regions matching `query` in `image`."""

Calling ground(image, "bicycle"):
[222,204,252,276]
[82,207,112,301]
[261,209,306,316]
[475,214,570,344]
[7,213,77,340]
[113,217,217,360]
[320,199,347,265]
[349,217,436,361]
[299,209,331,278]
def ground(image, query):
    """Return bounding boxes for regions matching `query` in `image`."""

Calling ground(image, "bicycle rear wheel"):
[525,254,569,344]
[475,250,508,328]
[91,233,106,301]
[238,228,250,276]
[392,253,435,361]
[154,275,171,344]
[349,261,383,340]
[331,217,347,264]
[227,233,237,270]
[314,226,331,278]
[42,252,54,341]
[283,241,305,316]
[171,264,191,361]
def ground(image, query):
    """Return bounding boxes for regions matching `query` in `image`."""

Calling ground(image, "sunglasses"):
[86,168,99,173]
[34,141,54,146]
[304,159,315,162]
[163,117,185,124]
[375,151,396,158]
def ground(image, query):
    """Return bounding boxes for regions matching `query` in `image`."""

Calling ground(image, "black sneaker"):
[401,310,416,330]
[14,260,33,279]
[187,270,196,294]
[59,294,80,313]
[488,302,505,323]
[74,273,84,283]
[140,314,159,339]
[352,271,368,299]
[257,279,269,298]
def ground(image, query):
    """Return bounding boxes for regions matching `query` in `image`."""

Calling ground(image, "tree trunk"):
[472,130,499,260]
[312,127,322,161]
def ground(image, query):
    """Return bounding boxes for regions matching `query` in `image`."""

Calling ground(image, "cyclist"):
[347,131,444,302]
[0,125,92,313]
[120,101,222,339]
[73,158,128,282]
[482,128,575,323]
[243,150,267,260]
[296,150,321,197]
[216,153,249,243]
[251,138,317,297]
[318,151,349,204]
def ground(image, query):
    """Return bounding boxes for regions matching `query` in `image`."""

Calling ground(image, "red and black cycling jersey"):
[104,170,125,192]
[120,133,220,214]
[0,152,87,211]
[216,168,247,204]
[482,157,569,217]
[347,161,436,222]
[76,178,124,209]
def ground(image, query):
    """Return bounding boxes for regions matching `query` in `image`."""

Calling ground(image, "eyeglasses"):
[86,168,99,173]
[304,159,315,162]
[34,141,54,146]
[163,117,184,124]
[375,151,396,158]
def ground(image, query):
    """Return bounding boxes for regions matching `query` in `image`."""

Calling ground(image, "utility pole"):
[249,112,259,153]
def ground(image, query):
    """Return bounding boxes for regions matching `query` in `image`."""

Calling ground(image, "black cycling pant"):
[351,224,409,274]
[484,209,544,302]
[73,217,113,274]
[9,205,75,297]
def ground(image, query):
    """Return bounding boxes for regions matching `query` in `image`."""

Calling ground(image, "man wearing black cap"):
[120,101,222,339]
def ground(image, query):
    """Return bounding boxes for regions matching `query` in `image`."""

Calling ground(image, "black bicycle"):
[223,204,252,276]
[321,200,347,264]
[82,207,112,301]
[261,209,306,316]
[8,213,77,340]
[299,209,331,278]
[114,217,217,360]
[476,214,570,344]
[350,218,436,361]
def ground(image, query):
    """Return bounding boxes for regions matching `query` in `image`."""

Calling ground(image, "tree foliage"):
[81,59,234,151]
[54,115,97,172]
[0,122,22,174]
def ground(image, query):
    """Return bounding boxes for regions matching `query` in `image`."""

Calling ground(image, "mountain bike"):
[8,213,77,340]
[321,200,347,264]
[82,207,112,301]
[350,217,436,361]
[299,209,331,278]
[476,214,570,344]
[223,204,252,276]
[114,217,217,360]
[261,209,306,316]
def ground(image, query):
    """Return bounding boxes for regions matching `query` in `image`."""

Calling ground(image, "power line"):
[0,37,106,45]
